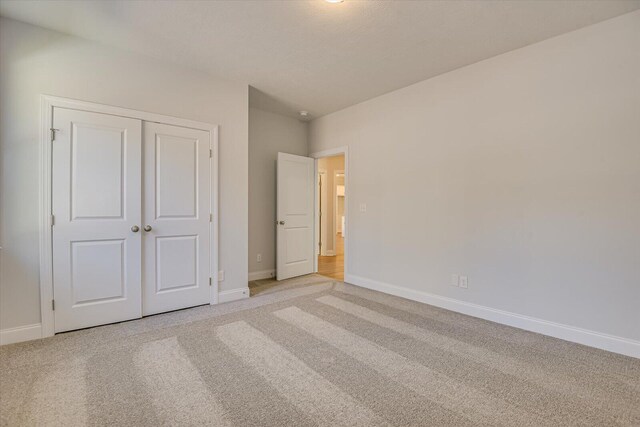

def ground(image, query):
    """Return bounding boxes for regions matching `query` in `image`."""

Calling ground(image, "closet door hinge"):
[50,128,59,142]
[52,300,55,311]
[209,277,212,287]
[50,214,55,227]
[210,213,213,222]
[209,149,213,158]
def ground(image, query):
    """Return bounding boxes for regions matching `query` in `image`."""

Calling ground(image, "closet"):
[50,106,214,332]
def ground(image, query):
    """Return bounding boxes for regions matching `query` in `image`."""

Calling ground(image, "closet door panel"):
[52,108,142,332]
[143,122,211,315]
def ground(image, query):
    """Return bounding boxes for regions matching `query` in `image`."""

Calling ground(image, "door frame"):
[316,169,327,256]
[39,95,219,338]
[333,169,345,253]
[310,147,349,277]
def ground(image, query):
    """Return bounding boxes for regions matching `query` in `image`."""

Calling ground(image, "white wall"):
[309,11,640,345]
[248,107,307,277]
[0,18,249,331]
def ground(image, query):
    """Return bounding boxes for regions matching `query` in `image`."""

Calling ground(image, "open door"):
[277,152,315,280]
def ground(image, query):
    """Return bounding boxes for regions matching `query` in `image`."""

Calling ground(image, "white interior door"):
[52,108,142,332]
[143,122,211,315]
[277,152,314,280]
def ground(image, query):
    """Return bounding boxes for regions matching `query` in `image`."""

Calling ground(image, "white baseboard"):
[344,274,640,359]
[248,269,275,281]
[0,323,42,346]
[218,287,250,303]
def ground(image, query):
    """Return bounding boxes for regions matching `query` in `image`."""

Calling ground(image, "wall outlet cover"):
[218,270,225,282]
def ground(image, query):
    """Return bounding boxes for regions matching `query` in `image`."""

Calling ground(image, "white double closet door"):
[52,107,212,333]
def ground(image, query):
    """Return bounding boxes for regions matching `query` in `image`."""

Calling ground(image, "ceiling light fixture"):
[299,111,309,118]
[324,0,344,3]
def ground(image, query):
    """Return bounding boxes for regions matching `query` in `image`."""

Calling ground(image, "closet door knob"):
[131,225,140,232]
[144,225,152,232]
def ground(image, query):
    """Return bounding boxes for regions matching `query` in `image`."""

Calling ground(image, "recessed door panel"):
[156,133,198,219]
[156,235,198,293]
[285,161,310,215]
[71,123,124,220]
[52,108,142,333]
[143,122,211,315]
[71,239,125,305]
[285,228,309,264]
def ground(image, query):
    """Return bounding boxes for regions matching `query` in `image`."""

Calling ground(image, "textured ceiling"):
[2,0,639,119]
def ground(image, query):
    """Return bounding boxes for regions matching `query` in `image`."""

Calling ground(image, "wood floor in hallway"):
[318,234,344,281]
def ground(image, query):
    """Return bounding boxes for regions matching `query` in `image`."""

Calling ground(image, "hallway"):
[318,234,344,281]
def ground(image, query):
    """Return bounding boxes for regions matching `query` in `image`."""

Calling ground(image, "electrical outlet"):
[218,270,225,282]
[257,253,262,262]
[360,203,367,212]
[451,274,459,287]
[459,275,468,289]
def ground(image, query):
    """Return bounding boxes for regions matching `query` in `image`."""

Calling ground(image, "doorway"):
[272,147,348,285]
[315,154,345,281]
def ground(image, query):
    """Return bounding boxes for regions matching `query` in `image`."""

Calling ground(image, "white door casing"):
[314,169,330,256]
[277,152,315,280]
[52,108,142,332]
[142,122,211,315]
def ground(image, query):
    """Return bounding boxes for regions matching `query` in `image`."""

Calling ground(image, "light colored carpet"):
[1,276,639,426]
